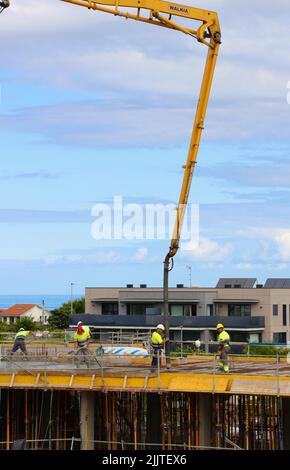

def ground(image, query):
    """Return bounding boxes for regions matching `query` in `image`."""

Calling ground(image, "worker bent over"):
[151,324,166,368]
[216,323,230,373]
[11,328,32,357]
[74,321,91,350]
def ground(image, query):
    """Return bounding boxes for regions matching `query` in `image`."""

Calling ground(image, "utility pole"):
[42,300,45,324]
[70,282,75,316]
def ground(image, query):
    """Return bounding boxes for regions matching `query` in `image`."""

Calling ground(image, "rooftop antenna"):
[186,265,192,288]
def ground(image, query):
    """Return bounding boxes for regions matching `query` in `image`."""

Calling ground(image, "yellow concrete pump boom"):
[62,0,221,368]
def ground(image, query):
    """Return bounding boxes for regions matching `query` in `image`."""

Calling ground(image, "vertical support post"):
[25,390,28,442]
[276,355,280,397]
[201,329,210,353]
[146,394,162,446]
[199,393,213,448]
[180,326,183,358]
[6,391,10,450]
[282,398,290,450]
[80,391,95,450]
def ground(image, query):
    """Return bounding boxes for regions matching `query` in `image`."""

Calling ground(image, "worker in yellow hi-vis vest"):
[11,328,34,356]
[216,323,230,373]
[151,324,167,368]
[74,321,91,349]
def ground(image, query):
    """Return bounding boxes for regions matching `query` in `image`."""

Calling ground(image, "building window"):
[273,332,287,344]
[228,304,251,317]
[283,305,287,326]
[207,304,214,316]
[273,305,278,316]
[230,332,251,343]
[102,303,118,315]
[170,305,183,317]
[184,305,196,317]
[249,333,261,344]
[126,304,156,315]
[169,304,197,317]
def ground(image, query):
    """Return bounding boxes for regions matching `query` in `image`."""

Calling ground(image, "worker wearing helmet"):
[10,328,33,357]
[216,323,230,373]
[194,339,201,353]
[151,324,166,368]
[74,321,91,349]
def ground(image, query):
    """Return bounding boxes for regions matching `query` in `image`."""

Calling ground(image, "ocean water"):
[0,295,82,312]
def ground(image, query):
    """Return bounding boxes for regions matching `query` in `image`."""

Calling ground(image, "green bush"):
[244,345,290,356]
[171,345,194,357]
[14,318,36,332]
[0,322,12,332]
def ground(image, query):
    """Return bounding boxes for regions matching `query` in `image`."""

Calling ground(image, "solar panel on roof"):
[216,278,256,288]
[264,278,290,288]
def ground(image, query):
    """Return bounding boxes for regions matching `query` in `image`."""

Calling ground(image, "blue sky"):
[0,0,290,294]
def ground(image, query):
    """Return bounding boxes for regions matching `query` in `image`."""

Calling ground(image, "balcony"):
[70,314,265,330]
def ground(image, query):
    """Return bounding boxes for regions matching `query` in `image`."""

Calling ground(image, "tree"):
[14,317,36,332]
[48,297,85,330]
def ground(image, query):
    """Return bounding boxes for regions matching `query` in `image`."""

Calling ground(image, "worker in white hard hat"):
[10,327,34,357]
[216,323,230,373]
[194,339,201,354]
[150,324,166,368]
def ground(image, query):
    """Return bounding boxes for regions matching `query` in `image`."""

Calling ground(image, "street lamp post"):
[70,283,75,316]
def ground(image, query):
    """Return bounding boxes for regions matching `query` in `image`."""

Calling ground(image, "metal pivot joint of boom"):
[0,0,9,13]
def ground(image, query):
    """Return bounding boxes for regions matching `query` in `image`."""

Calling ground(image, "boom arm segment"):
[62,0,220,47]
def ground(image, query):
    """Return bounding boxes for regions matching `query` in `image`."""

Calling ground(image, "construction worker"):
[151,324,166,368]
[11,328,33,357]
[216,323,230,373]
[194,339,201,354]
[74,321,91,349]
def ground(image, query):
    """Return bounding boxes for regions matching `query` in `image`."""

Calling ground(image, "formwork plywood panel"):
[230,378,290,395]
[168,375,229,392]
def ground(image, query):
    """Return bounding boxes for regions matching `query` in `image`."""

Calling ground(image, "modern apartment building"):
[70,278,290,344]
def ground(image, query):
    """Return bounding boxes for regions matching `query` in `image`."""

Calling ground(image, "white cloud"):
[1,0,109,33]
[0,0,289,146]
[237,227,290,263]
[235,262,288,271]
[274,231,290,261]
[181,236,232,261]
[133,247,148,262]
[43,250,120,265]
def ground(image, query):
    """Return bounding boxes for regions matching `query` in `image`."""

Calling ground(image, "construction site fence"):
[0,339,289,359]
[1,330,289,353]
